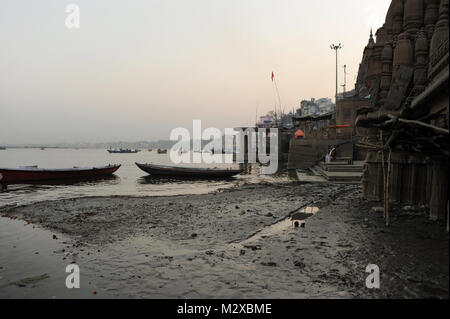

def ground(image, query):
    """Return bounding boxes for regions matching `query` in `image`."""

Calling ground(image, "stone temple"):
[351,0,449,225]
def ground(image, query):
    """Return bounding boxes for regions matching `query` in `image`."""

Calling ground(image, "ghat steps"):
[296,161,363,183]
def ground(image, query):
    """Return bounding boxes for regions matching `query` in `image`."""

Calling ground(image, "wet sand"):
[0,182,448,299]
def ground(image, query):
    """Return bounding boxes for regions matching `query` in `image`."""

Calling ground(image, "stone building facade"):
[354,0,449,224]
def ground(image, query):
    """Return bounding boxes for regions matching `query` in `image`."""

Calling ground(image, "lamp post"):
[330,43,343,104]
[342,64,347,95]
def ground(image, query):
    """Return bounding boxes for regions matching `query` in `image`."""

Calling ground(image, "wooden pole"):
[447,200,449,233]
[387,115,449,135]
[383,154,388,220]
[380,131,387,220]
[386,148,393,226]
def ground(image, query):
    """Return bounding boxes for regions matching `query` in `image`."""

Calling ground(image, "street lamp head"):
[330,43,343,50]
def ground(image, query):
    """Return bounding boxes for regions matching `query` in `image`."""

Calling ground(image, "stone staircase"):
[308,161,363,183]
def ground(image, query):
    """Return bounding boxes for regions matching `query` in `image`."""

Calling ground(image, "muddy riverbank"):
[1,182,448,298]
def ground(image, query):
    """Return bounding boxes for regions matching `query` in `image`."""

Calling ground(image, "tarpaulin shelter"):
[294,129,305,139]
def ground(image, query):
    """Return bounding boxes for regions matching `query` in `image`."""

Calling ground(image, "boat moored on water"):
[0,164,121,190]
[135,162,242,178]
[107,148,140,154]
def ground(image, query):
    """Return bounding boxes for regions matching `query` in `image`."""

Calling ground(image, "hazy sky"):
[0,0,391,144]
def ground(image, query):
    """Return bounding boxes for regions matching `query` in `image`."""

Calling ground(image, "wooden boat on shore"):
[135,163,242,178]
[107,149,140,154]
[157,149,168,154]
[0,164,121,189]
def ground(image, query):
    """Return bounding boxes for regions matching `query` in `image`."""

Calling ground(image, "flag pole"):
[272,72,283,125]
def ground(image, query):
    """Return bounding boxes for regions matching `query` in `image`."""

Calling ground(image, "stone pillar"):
[429,0,449,66]
[413,30,429,92]
[404,0,425,36]
[424,0,441,39]
[385,1,396,37]
[429,157,449,221]
[393,0,405,37]
[373,39,384,107]
[380,43,393,105]
[393,32,414,78]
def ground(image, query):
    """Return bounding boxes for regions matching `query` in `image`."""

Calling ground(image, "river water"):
[0,148,288,207]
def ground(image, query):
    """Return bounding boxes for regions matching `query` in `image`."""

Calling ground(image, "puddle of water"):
[239,206,321,245]
[0,217,99,298]
[297,206,320,215]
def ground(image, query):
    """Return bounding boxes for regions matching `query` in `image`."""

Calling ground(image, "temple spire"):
[368,28,375,46]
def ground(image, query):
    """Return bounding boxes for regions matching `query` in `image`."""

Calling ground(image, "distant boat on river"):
[107,149,140,154]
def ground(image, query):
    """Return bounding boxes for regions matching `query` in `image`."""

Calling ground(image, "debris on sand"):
[261,262,277,267]
[244,244,262,251]
[293,260,306,269]
[15,274,50,287]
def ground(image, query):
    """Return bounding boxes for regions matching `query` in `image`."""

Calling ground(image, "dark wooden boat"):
[157,149,168,154]
[107,149,140,154]
[135,163,242,178]
[0,164,121,188]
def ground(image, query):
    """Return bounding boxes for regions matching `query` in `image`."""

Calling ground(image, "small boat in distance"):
[157,149,168,154]
[0,164,121,190]
[0,147,6,150]
[148,149,153,152]
[107,148,140,154]
[135,163,242,178]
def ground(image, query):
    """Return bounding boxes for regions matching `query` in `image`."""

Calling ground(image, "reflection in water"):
[295,206,320,216]
[291,206,320,228]
[237,206,321,245]
[238,162,285,176]
[5,175,120,188]
[138,175,234,185]
[239,163,253,175]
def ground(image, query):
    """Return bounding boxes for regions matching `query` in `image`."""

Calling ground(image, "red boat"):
[0,164,121,190]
